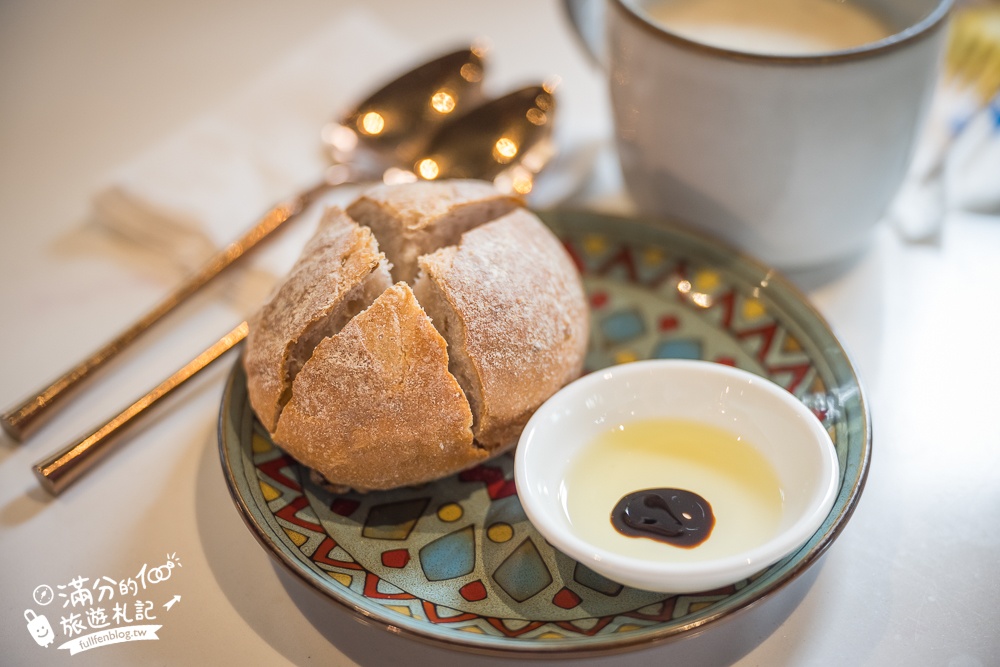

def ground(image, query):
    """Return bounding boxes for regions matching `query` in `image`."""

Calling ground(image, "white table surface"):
[1,2,998,665]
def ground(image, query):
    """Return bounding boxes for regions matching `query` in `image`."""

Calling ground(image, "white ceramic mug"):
[565,0,952,269]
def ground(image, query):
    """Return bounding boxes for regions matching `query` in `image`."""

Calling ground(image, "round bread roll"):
[244,179,589,492]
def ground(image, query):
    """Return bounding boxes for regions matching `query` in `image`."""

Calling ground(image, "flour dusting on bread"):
[346,179,521,284]
[244,180,589,491]
[273,283,482,491]
[244,207,391,432]
[413,209,588,451]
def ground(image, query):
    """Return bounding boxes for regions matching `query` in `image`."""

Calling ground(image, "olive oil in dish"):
[561,418,785,563]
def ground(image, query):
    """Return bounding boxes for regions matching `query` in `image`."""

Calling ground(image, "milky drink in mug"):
[567,0,952,269]
[646,0,892,55]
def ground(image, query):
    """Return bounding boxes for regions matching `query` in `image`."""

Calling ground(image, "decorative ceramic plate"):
[218,210,871,657]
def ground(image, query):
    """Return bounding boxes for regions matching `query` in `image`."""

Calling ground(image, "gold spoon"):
[33,83,558,494]
[2,47,485,443]
[412,83,556,192]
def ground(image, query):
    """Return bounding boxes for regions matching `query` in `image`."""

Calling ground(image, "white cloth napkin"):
[90,10,419,301]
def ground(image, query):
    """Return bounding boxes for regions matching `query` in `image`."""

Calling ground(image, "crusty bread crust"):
[272,282,482,491]
[243,207,391,432]
[243,180,589,491]
[346,179,522,283]
[414,209,589,451]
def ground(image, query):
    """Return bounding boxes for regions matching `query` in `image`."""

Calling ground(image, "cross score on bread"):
[243,180,589,492]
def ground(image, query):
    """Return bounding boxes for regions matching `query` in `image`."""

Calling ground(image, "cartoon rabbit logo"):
[24,609,55,648]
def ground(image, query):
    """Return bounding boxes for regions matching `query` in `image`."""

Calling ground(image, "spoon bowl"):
[413,84,557,195]
[323,47,487,174]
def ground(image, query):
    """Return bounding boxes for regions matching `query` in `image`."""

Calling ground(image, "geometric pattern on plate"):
[221,210,869,655]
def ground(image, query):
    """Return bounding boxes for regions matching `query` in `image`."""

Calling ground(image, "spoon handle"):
[2,179,330,443]
[33,322,249,495]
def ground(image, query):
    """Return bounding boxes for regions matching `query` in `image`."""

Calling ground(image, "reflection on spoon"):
[323,46,487,177]
[329,83,558,197]
[325,47,483,164]
[410,84,557,196]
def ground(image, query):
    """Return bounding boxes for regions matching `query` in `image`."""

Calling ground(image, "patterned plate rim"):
[217,209,872,657]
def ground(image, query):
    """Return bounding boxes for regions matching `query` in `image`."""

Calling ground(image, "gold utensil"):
[33,83,558,494]
[411,83,557,193]
[3,47,485,442]
[34,323,250,495]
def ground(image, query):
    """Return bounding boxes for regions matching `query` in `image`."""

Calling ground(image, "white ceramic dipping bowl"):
[514,359,839,594]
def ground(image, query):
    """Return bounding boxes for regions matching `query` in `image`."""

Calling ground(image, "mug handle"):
[562,0,608,66]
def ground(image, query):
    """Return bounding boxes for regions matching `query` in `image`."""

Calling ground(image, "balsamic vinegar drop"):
[561,418,785,563]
